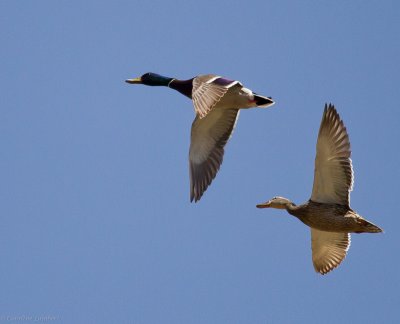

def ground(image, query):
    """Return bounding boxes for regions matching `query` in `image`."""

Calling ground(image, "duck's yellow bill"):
[125,77,142,84]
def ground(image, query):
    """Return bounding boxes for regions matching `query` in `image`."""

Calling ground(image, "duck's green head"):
[125,72,173,86]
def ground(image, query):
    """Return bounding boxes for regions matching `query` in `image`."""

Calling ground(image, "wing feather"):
[311,228,350,275]
[311,104,354,205]
[189,108,240,202]
[192,75,238,119]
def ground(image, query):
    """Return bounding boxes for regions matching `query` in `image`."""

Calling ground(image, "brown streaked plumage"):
[257,104,382,275]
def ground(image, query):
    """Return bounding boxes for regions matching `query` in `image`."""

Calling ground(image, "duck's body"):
[126,73,274,202]
[285,200,381,233]
[257,105,382,275]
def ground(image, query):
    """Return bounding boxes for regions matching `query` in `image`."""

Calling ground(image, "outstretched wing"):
[189,108,240,202]
[311,228,351,275]
[311,104,353,205]
[192,75,239,119]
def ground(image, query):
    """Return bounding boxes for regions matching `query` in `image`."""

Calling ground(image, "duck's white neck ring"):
[167,79,175,87]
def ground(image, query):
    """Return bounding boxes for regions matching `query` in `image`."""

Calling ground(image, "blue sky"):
[1,1,399,323]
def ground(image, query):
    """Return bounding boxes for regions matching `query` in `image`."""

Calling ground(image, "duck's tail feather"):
[254,94,275,107]
[355,219,383,233]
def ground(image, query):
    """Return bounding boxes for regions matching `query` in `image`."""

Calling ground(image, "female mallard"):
[257,104,382,275]
[126,73,275,202]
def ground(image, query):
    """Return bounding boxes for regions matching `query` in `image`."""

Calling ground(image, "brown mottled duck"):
[257,104,382,275]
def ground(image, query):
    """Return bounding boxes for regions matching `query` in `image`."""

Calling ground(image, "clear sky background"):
[1,1,399,323]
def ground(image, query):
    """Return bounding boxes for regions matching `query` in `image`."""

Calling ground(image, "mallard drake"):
[257,104,382,275]
[126,73,275,202]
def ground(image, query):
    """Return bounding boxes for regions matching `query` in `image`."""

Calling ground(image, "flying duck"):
[126,73,275,202]
[256,104,382,274]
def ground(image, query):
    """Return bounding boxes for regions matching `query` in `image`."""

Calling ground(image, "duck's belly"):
[301,213,360,233]
[297,203,366,233]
